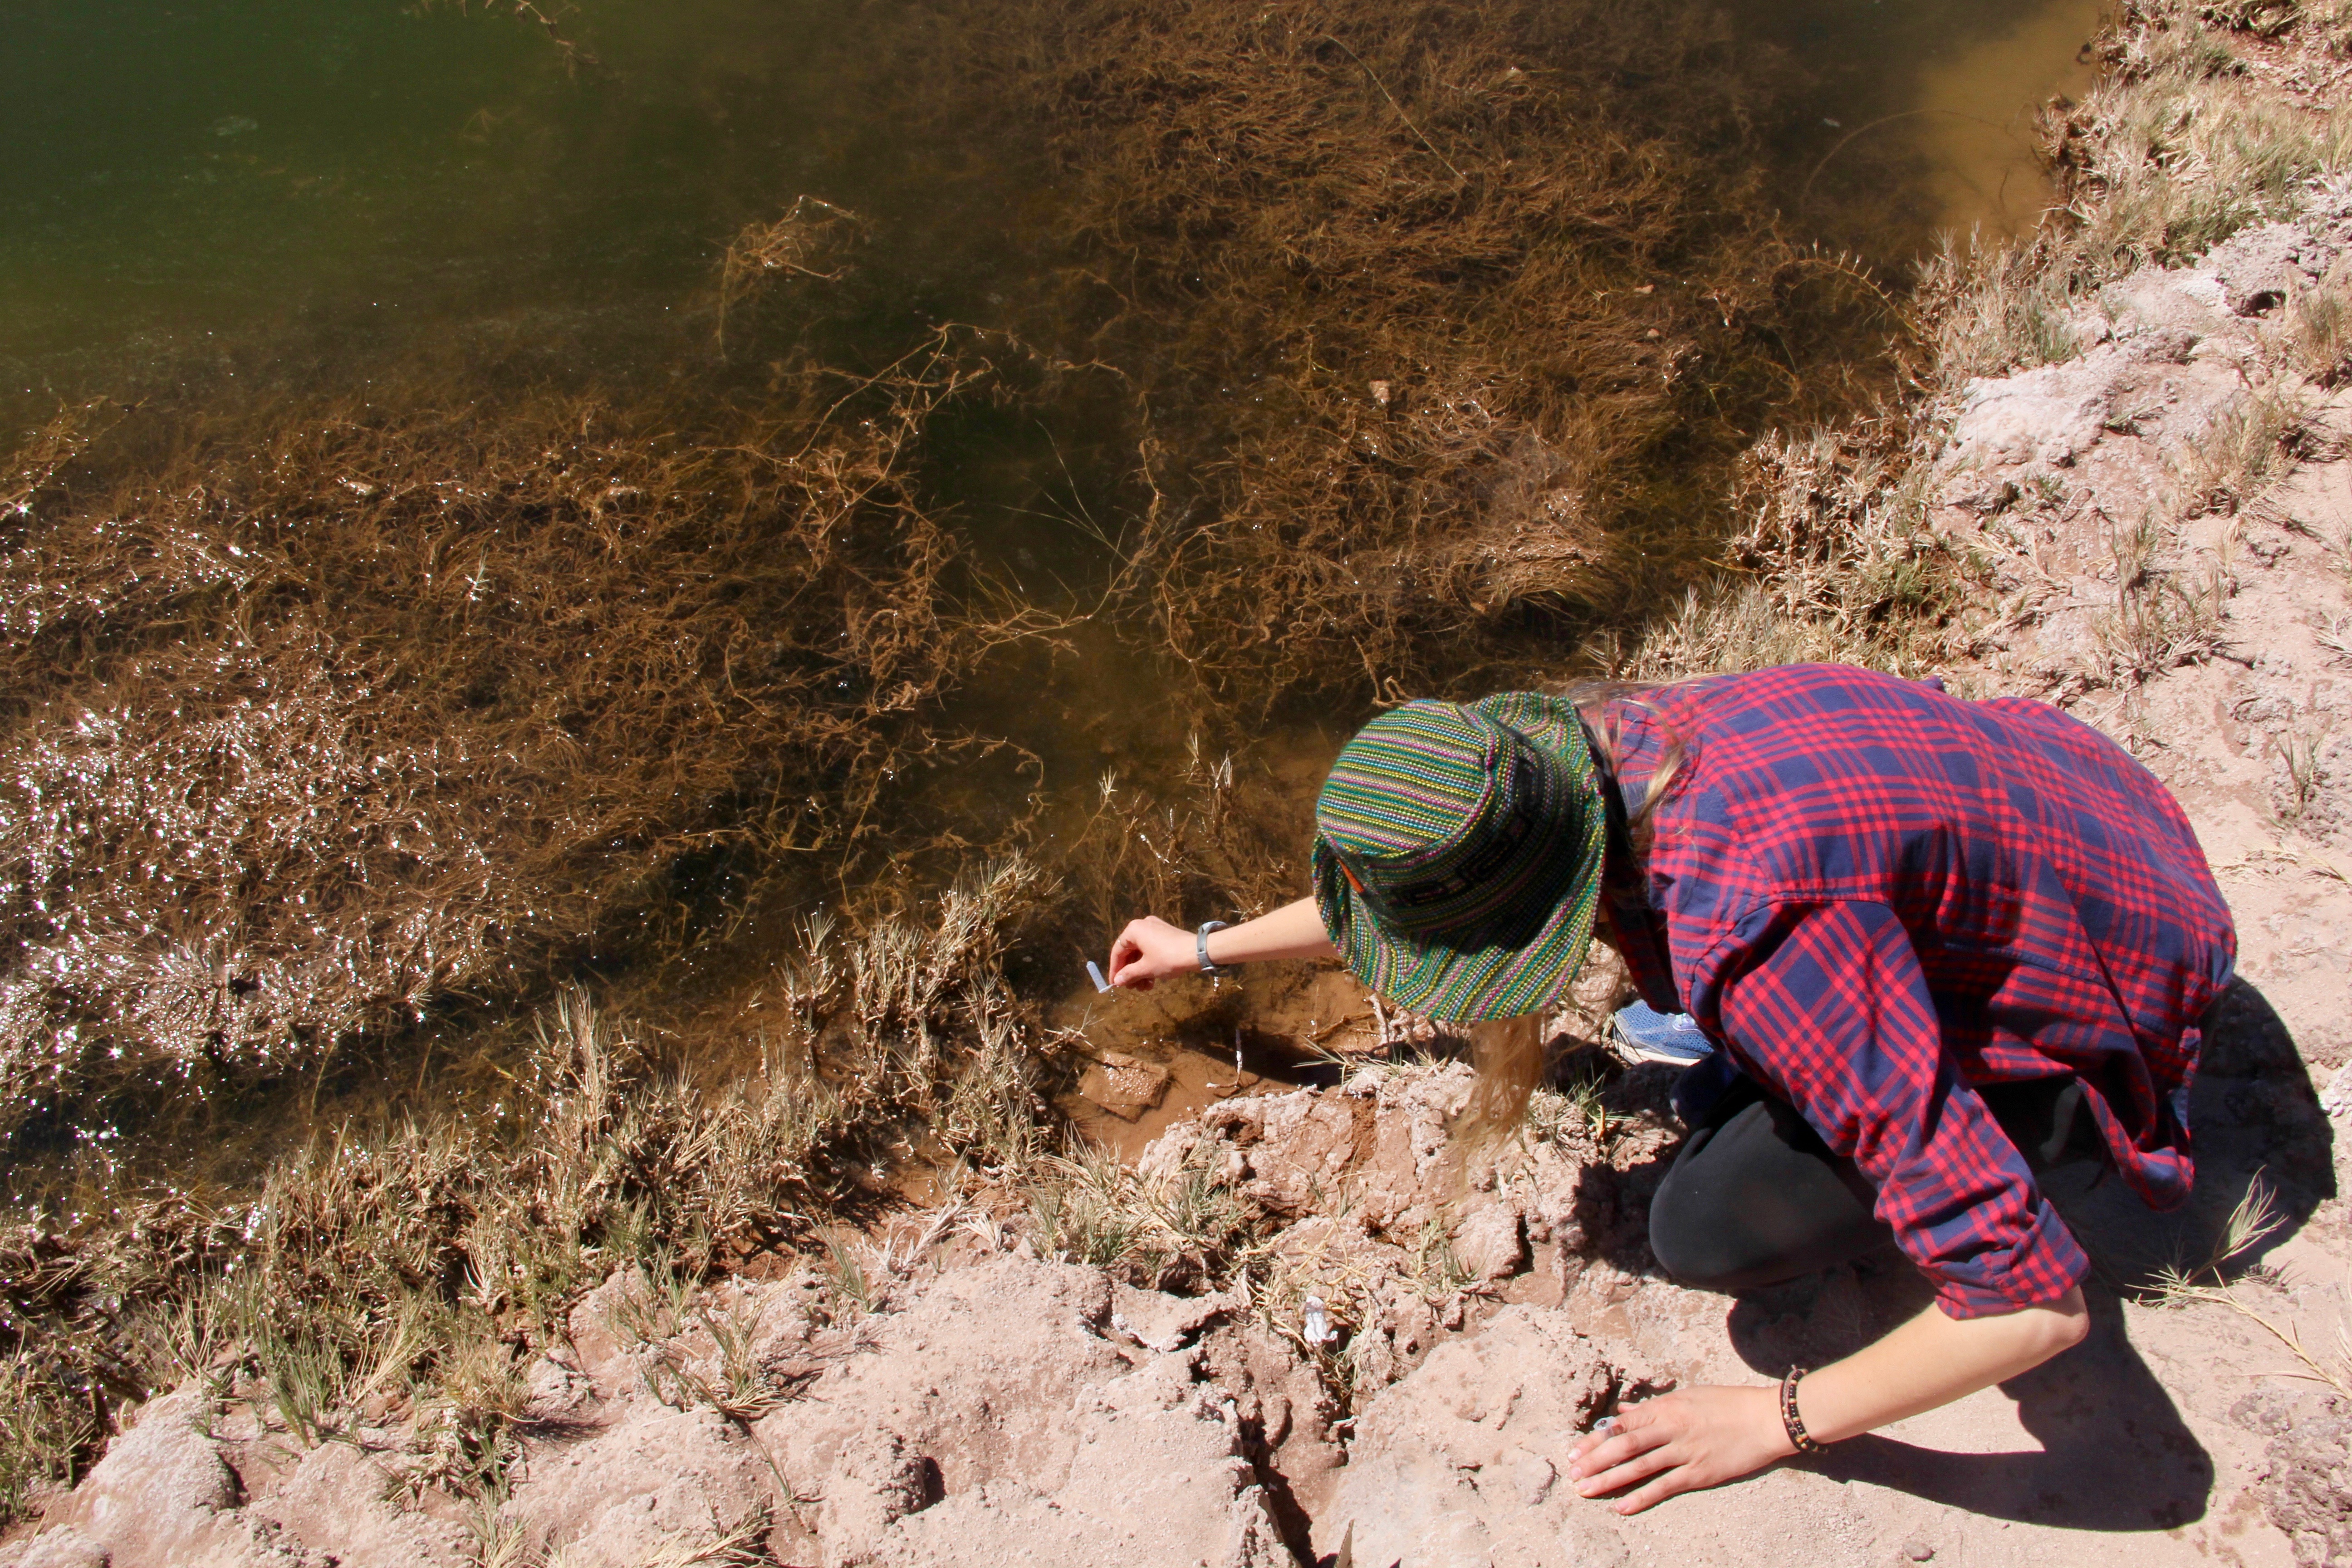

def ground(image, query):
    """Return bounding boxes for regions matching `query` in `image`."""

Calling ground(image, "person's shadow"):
[1583,977,2336,1531]
[1771,1285,2211,1529]
[2054,978,2338,1289]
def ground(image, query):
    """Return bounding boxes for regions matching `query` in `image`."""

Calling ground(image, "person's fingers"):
[1613,1464,1698,1516]
[1612,1395,1668,1428]
[1577,1429,1654,1473]
[1577,1439,1680,1499]
[1573,1432,1676,1496]
[1567,1407,1667,1476]
[1107,924,1152,983]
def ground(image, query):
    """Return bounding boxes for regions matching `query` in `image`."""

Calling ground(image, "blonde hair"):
[1559,677,1704,854]
[1454,674,1714,1143]
[1457,1012,1548,1152]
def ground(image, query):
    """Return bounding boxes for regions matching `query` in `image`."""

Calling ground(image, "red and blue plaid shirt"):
[1595,665,2235,1318]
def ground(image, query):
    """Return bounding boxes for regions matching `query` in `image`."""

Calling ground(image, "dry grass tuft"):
[1027,1138,1259,1292]
[2091,514,2237,683]
[2066,0,2352,268]
[2279,259,2352,382]
[1603,0,2352,685]
[1921,234,2087,381]
[1585,414,1974,681]
[2149,1181,2352,1399]
[1923,0,2352,384]
[2177,378,2322,516]
[0,1344,98,1525]
[0,860,1051,1527]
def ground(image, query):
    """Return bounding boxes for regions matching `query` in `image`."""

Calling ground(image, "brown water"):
[0,0,2113,1197]
[1910,0,2110,236]
[3,0,2108,417]
[1051,963,1384,1159]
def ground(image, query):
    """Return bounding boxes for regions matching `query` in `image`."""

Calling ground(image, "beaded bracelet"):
[1779,1366,1825,1454]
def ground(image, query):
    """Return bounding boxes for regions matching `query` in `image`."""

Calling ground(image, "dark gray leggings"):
[1646,1072,2102,1293]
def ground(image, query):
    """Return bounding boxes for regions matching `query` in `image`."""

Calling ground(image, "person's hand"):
[1563,1385,1795,1514]
[1106,916,1200,990]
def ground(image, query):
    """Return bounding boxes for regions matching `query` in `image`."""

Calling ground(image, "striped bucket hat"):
[1311,693,1603,1021]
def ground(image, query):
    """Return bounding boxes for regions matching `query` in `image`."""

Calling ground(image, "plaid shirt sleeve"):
[1708,897,2090,1318]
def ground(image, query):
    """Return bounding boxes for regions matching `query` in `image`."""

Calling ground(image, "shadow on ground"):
[2063,977,2338,1289]
[1802,1289,2212,1529]
[1584,978,2334,1530]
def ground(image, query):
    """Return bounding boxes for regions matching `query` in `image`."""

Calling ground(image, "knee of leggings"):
[1646,1170,1750,1293]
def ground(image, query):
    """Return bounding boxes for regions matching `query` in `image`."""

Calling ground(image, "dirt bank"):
[5,1032,2338,1567]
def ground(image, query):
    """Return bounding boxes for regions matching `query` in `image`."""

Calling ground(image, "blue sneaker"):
[1611,1000,1712,1065]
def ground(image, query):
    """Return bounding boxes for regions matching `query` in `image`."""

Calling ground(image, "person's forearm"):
[1797,1285,2088,1441]
[1202,897,1337,965]
[1564,1283,2091,1512]
[1106,899,1334,988]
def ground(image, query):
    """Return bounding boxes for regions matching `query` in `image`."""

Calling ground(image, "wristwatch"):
[1196,920,1233,976]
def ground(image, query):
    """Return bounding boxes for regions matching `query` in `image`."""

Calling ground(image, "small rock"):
[525,1354,593,1417]
[1557,1514,1630,1568]
[38,1388,247,1567]
[1901,1538,1936,1562]
[13,1531,110,1568]
[1512,1450,1557,1506]
[1450,1203,1527,1282]
[1076,1053,1171,1121]
[2318,1059,2352,1120]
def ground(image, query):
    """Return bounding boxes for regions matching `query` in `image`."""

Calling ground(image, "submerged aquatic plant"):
[0,341,1050,1131]
[905,0,1919,709]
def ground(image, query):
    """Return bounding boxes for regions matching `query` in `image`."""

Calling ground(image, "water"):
[5,0,2103,403]
[1765,0,2108,238]
[0,0,2112,1192]
[1,0,1034,418]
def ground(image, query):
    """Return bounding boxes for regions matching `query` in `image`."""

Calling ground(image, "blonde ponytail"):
[1459,1012,1548,1150]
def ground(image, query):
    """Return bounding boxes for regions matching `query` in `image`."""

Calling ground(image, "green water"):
[0,0,2110,1191]
[4,0,2096,407]
[3,0,1027,414]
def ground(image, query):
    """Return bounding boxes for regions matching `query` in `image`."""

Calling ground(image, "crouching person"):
[1106,663,2233,1511]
